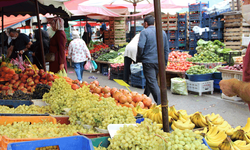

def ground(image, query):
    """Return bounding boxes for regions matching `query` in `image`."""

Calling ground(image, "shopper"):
[7,28,33,62]
[123,33,140,84]
[67,31,91,83]
[48,17,67,73]
[82,23,92,46]
[137,15,170,105]
[95,28,105,43]
[30,29,50,69]
[100,21,107,31]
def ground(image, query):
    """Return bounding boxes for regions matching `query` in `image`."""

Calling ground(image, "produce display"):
[186,65,214,75]
[222,63,243,71]
[96,48,125,62]
[0,121,95,139]
[168,51,192,62]
[167,61,193,72]
[32,84,51,99]
[196,39,229,54]
[186,51,224,63]
[90,44,110,60]
[108,54,124,63]
[0,90,32,100]
[0,105,53,114]
[94,119,209,150]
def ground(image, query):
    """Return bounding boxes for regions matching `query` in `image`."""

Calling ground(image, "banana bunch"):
[219,137,250,150]
[190,112,208,128]
[205,125,227,149]
[242,118,250,132]
[205,113,219,122]
[225,126,241,136]
[134,105,148,115]
[169,105,189,122]
[171,118,195,130]
[231,129,245,141]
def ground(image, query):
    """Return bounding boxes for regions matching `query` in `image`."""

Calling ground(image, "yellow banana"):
[212,116,224,125]
[242,118,250,132]
[207,126,219,137]
[171,123,178,130]
[243,133,250,143]
[231,129,245,141]
[234,140,246,146]
[173,119,195,130]
[206,113,219,122]
[226,128,235,136]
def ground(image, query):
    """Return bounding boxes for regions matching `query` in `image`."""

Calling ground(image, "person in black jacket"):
[30,29,50,69]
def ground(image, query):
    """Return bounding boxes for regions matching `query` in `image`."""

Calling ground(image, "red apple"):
[12,74,19,80]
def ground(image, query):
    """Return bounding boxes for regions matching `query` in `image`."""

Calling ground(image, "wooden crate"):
[229,0,242,11]
[161,13,177,30]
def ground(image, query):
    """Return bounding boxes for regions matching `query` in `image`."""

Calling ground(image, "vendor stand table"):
[165,69,186,87]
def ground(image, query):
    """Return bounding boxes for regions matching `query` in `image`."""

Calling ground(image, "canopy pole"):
[153,0,169,132]
[133,2,136,37]
[34,0,46,71]
[1,8,4,56]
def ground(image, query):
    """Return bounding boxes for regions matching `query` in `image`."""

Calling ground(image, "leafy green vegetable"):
[186,65,214,75]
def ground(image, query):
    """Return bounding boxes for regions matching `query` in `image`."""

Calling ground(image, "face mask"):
[242,4,250,24]
[11,36,17,40]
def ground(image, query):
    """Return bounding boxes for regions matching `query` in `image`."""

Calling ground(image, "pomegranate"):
[142,97,152,107]
[119,95,127,104]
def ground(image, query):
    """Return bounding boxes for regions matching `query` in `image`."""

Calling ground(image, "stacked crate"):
[177,13,188,51]
[209,15,224,41]
[224,14,250,51]
[162,13,178,51]
[229,0,243,11]
[109,17,126,46]
[188,2,209,54]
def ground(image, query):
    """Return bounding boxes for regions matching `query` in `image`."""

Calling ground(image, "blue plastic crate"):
[189,21,202,29]
[210,18,224,29]
[131,75,146,89]
[209,30,223,39]
[186,73,213,82]
[169,40,177,47]
[195,33,202,39]
[167,30,177,39]
[202,12,210,19]
[188,50,197,56]
[213,79,221,85]
[177,13,187,21]
[202,19,209,27]
[0,100,33,108]
[178,31,186,39]
[178,40,186,47]
[189,39,197,48]
[213,72,222,79]
[189,13,202,21]
[189,2,209,12]
[201,31,209,39]
[7,135,94,150]
[178,22,186,30]
[189,32,196,39]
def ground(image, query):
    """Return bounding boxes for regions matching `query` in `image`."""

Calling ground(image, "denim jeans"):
[73,62,85,82]
[143,63,161,104]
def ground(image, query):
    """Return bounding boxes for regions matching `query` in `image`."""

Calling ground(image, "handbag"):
[45,52,55,62]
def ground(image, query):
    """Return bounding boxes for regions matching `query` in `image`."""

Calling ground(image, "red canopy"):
[0,14,32,29]
[72,21,103,27]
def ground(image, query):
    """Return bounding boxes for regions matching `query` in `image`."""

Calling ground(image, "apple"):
[12,74,19,80]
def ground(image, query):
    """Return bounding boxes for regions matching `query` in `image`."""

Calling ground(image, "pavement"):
[67,66,249,127]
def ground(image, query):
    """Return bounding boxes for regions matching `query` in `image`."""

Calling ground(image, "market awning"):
[72,21,103,27]
[0,15,32,29]
[0,0,72,18]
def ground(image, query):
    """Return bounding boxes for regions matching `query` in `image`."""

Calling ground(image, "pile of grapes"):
[0,121,97,139]
[94,119,210,150]
[0,105,53,114]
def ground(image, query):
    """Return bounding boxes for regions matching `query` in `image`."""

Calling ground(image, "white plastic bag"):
[171,78,188,96]
[130,63,143,74]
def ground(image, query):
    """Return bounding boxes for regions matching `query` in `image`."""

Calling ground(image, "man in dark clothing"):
[137,15,170,105]
[7,28,32,62]
[96,28,105,44]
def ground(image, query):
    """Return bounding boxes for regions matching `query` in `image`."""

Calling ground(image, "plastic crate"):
[201,31,209,39]
[50,115,70,125]
[7,135,93,150]
[167,30,177,39]
[0,113,49,116]
[169,40,177,47]
[110,65,124,74]
[178,40,186,47]
[186,80,214,96]
[189,32,196,39]
[209,30,223,40]
[178,22,186,30]
[221,72,235,80]
[195,33,202,39]
[177,13,187,21]
[219,51,242,65]
[210,18,224,29]
[202,19,209,27]
[189,21,201,29]
[202,12,210,19]
[110,73,123,80]
[189,39,197,48]
[131,75,146,89]
[101,64,109,75]
[189,13,202,21]
[178,31,186,39]
[0,100,33,108]
[186,73,213,82]
[213,72,222,79]
[91,137,110,148]
[131,70,144,78]
[189,2,209,12]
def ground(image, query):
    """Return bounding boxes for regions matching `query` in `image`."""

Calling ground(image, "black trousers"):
[143,63,161,104]
[123,56,133,83]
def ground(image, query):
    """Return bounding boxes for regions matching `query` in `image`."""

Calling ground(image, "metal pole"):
[133,2,136,37]
[1,8,4,56]
[153,0,169,132]
[80,19,82,37]
[34,0,46,71]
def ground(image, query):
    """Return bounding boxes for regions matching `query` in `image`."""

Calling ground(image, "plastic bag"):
[91,60,98,70]
[56,69,67,77]
[84,60,92,71]
[171,77,188,95]
[130,63,143,74]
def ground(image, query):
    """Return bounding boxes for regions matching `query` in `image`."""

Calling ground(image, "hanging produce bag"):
[56,69,67,77]
[91,60,98,70]
[171,77,188,95]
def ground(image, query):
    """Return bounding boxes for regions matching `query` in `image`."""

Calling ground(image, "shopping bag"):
[84,60,92,71]
[171,77,188,95]
[91,60,98,70]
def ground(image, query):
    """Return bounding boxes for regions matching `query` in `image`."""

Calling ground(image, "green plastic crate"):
[91,137,110,148]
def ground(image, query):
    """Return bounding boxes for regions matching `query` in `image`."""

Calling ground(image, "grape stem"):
[155,134,168,143]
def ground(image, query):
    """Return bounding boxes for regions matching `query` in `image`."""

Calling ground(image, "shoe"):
[80,81,82,84]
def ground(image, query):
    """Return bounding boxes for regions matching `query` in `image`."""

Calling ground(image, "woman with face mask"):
[220,0,250,108]
[47,17,67,73]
